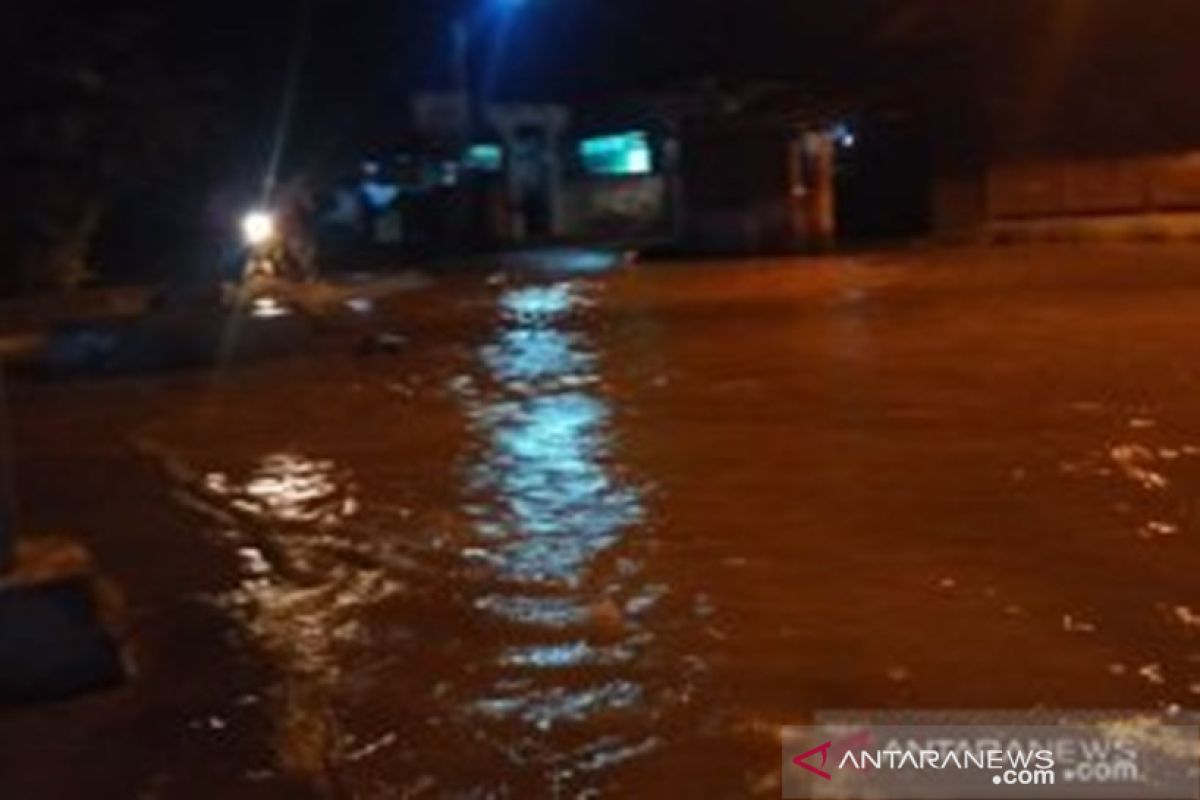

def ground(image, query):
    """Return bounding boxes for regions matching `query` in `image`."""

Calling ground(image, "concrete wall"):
[988,152,1200,219]
[934,150,1200,242]
[562,176,670,241]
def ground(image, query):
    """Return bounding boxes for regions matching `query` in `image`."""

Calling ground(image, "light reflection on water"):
[458,279,663,777]
[150,278,673,793]
[468,391,642,582]
[191,452,395,783]
[480,328,597,386]
[206,452,359,524]
[112,258,1200,796]
[464,282,645,584]
[1049,405,1200,707]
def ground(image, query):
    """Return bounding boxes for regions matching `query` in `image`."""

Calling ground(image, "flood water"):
[7,246,1200,797]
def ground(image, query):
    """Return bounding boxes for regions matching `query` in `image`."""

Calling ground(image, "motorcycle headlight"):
[241,211,276,246]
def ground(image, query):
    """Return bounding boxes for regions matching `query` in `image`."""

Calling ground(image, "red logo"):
[791,729,874,781]
[792,741,833,780]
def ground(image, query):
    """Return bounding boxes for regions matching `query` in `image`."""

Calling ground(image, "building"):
[332,86,853,257]
[883,1,1200,242]
[488,86,845,253]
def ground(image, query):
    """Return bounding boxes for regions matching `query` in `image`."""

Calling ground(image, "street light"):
[485,0,529,13]
[453,0,531,146]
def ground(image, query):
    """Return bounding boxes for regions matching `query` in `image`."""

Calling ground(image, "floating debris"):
[1138,663,1166,685]
[1062,614,1098,634]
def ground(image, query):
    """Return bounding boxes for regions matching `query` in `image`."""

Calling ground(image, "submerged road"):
[5,245,1200,797]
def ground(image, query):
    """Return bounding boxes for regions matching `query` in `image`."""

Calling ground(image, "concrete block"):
[0,539,127,707]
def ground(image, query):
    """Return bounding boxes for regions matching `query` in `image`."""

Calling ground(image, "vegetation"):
[0,3,225,293]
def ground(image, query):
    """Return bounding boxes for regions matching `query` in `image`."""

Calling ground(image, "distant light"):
[241,211,276,246]
[832,122,856,149]
[361,180,400,209]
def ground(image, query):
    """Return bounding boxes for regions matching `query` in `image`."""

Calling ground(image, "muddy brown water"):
[5,246,1200,797]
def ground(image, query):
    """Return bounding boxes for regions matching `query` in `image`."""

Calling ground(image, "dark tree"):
[0,2,225,293]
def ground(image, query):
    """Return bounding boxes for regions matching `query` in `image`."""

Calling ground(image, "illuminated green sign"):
[579,131,653,176]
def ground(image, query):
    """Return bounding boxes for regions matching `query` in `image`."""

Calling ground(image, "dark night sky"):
[136,0,901,148]
[8,0,1200,178]
[147,0,1200,158]
[223,0,894,94]
[39,0,894,180]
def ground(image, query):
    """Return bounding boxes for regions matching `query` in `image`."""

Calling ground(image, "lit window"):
[579,131,653,176]
[465,143,504,172]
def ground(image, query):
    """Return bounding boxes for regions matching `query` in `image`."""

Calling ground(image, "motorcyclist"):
[274,177,318,282]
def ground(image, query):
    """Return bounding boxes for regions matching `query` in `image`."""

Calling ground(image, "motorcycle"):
[231,209,322,315]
